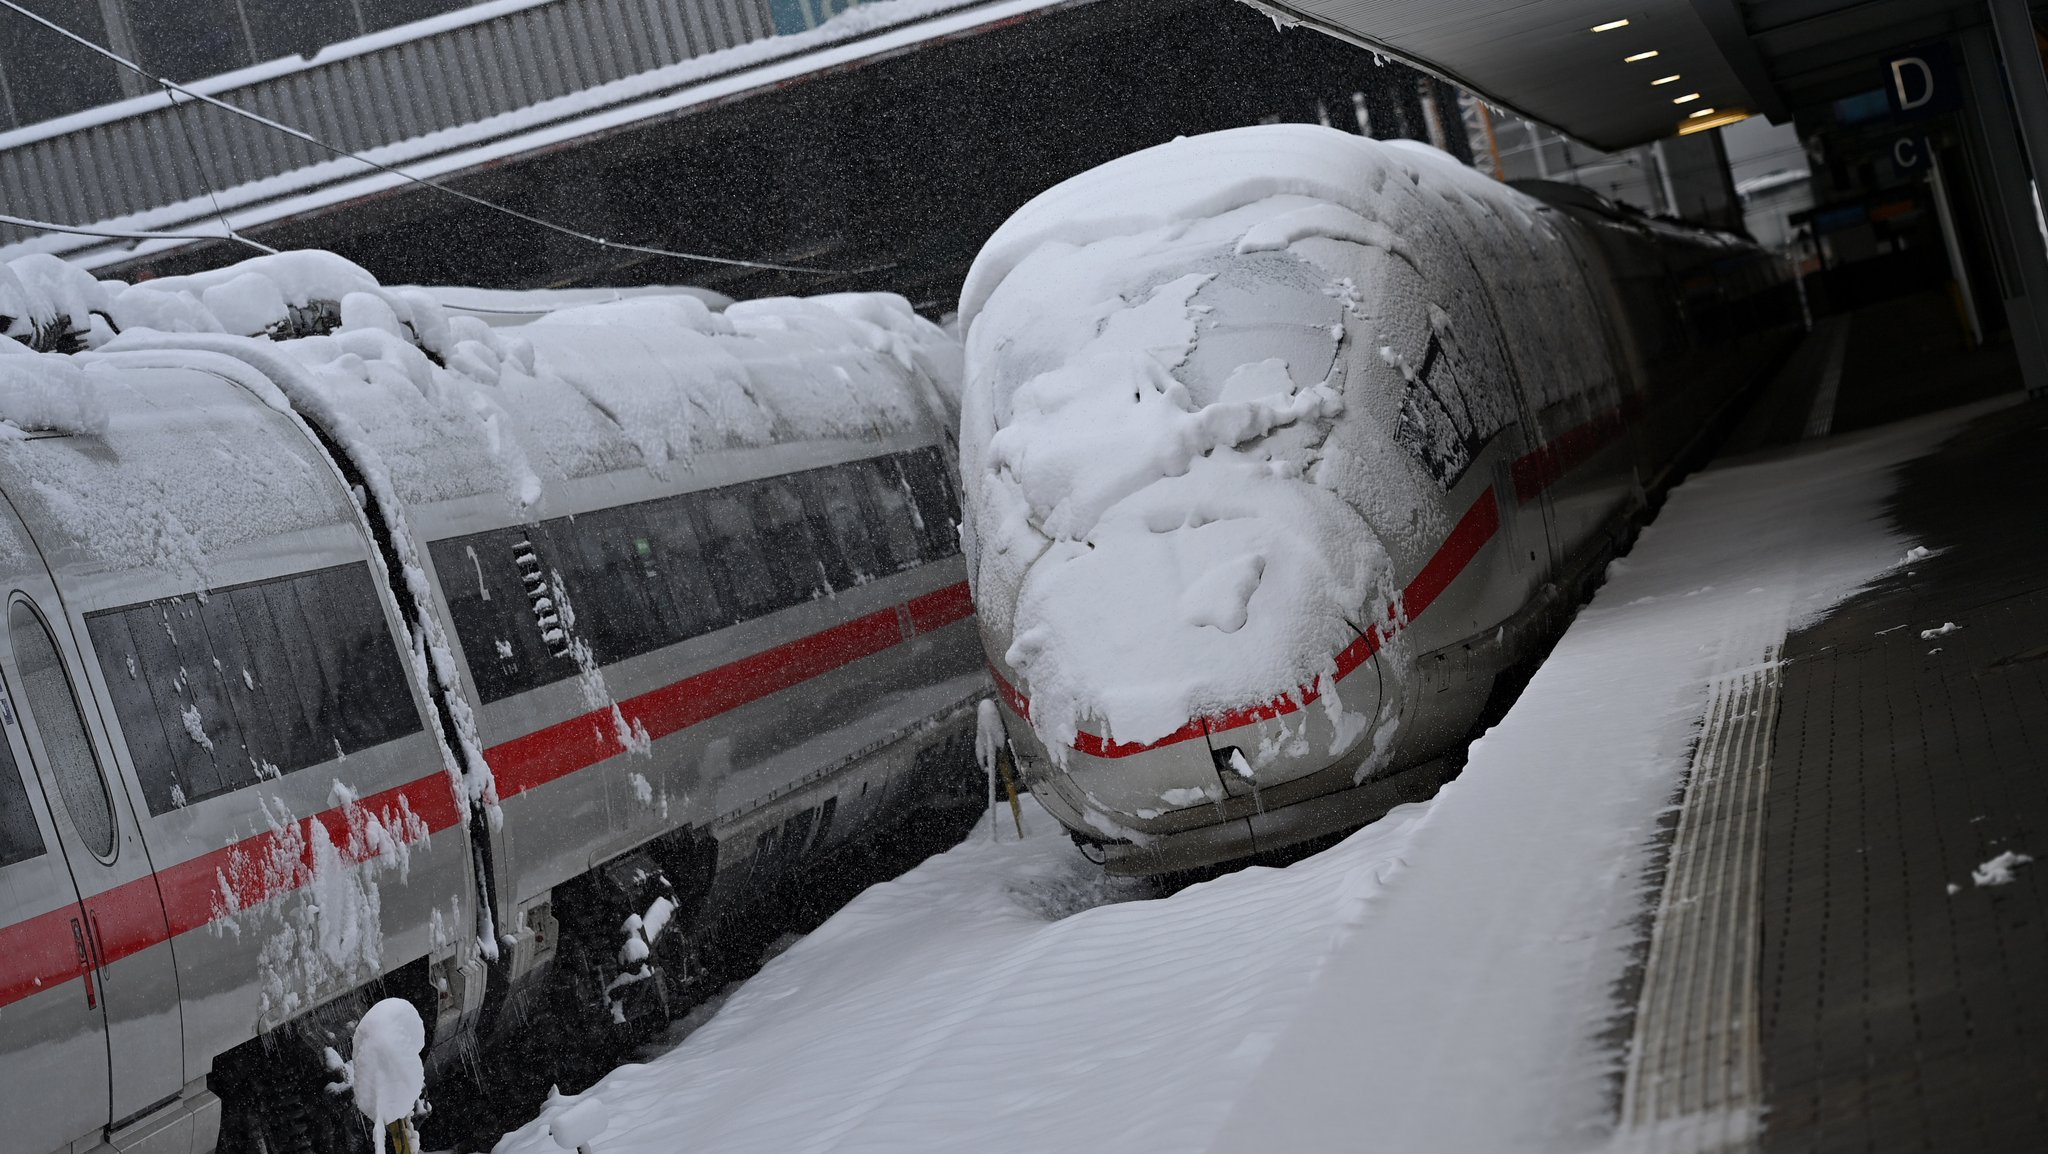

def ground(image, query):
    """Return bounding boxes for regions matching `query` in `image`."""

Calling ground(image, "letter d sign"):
[1891,57,1935,110]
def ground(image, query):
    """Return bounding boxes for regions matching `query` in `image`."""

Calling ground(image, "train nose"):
[993,643,1384,842]
[994,699,1233,840]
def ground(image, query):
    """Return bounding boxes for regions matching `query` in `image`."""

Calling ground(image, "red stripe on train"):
[0,773,460,1010]
[489,579,976,798]
[0,580,976,1011]
[1511,396,1640,505]
[999,487,1502,759]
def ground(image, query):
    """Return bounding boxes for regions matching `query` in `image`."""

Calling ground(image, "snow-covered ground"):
[490,402,1993,1154]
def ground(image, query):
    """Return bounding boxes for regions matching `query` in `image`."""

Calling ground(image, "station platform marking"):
[1620,647,1781,1152]
[1801,318,1852,440]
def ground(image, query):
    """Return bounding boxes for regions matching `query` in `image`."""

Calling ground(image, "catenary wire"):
[0,210,277,251]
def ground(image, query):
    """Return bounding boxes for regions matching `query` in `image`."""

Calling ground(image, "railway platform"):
[1634,293,2047,1153]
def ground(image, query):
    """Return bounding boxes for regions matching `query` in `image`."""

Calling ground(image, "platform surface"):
[1750,299,2045,1152]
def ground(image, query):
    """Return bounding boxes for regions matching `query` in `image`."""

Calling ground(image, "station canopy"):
[1248,0,1999,149]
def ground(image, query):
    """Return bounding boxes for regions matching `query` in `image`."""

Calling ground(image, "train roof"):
[958,126,1554,329]
[0,343,366,603]
[0,250,962,526]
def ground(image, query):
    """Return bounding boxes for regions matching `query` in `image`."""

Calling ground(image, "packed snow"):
[958,125,1620,753]
[0,354,106,438]
[1971,850,2032,887]
[488,396,1989,1153]
[348,997,427,1153]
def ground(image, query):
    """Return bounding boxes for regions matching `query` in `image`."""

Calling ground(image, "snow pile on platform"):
[957,125,1605,753]
[349,997,426,1152]
[490,403,1984,1154]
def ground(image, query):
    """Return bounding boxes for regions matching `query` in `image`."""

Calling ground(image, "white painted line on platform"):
[1802,317,1853,439]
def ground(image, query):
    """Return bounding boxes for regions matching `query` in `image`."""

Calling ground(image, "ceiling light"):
[1672,92,1702,103]
[1679,111,1752,135]
[1625,51,1659,62]
[1652,74,1681,85]
[1592,19,1631,32]
[1688,107,1717,118]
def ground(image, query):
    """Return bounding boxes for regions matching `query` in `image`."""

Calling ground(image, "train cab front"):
[982,596,1388,873]
[955,127,1435,873]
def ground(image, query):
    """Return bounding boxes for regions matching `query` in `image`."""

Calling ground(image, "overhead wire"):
[0,209,276,249]
[0,0,875,277]
[162,77,268,255]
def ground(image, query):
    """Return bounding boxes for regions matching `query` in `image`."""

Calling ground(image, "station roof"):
[1248,0,2007,150]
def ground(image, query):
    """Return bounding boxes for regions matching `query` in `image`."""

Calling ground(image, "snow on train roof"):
[0,249,959,515]
[417,284,737,327]
[958,125,1611,756]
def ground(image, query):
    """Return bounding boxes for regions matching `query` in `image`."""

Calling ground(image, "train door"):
[1500,388,1566,577]
[2,592,187,1130]
[0,690,112,1154]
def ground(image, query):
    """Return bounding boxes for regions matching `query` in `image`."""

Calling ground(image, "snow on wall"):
[958,125,1615,755]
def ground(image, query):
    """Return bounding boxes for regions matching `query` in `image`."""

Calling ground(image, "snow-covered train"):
[0,254,984,1154]
[960,125,1799,874]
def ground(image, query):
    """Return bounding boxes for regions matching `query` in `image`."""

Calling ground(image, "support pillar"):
[1962,15,2048,397]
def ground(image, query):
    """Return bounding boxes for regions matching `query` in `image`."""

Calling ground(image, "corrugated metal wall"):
[0,0,779,246]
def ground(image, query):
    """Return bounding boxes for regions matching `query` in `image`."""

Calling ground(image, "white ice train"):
[960,125,1799,874]
[0,254,984,1154]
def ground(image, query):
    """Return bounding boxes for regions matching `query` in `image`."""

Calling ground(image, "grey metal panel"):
[636,0,678,65]
[0,0,784,246]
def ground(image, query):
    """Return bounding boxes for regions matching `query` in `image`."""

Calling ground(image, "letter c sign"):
[1893,137,1923,173]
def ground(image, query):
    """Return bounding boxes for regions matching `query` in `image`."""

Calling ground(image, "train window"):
[898,447,962,559]
[641,496,727,639]
[802,469,878,587]
[860,459,926,574]
[85,564,424,816]
[0,732,46,868]
[307,565,423,754]
[433,450,959,703]
[542,504,694,669]
[696,489,779,621]
[9,601,116,858]
[161,597,240,801]
[92,605,212,814]
[745,477,828,606]
[430,528,558,705]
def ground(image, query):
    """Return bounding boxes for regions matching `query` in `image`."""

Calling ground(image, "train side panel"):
[0,495,129,1154]
[0,355,479,1152]
[416,438,981,990]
